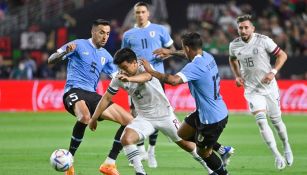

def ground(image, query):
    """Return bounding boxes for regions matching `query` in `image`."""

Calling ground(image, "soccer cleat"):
[65,166,75,175]
[99,163,120,175]
[284,151,293,166]
[209,172,218,175]
[147,153,157,168]
[136,173,147,175]
[221,146,235,166]
[275,156,286,170]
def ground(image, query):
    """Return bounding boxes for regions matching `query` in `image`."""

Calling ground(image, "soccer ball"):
[50,149,73,172]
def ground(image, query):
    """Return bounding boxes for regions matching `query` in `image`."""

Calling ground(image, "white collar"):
[192,53,203,62]
[134,21,151,29]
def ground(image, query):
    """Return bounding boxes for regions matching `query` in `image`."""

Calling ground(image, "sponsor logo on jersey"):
[149,31,155,37]
[82,51,89,55]
[101,57,106,65]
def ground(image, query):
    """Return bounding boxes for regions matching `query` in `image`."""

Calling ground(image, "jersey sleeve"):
[264,37,280,56]
[176,62,202,83]
[121,33,129,48]
[160,26,173,48]
[228,42,237,59]
[107,78,120,95]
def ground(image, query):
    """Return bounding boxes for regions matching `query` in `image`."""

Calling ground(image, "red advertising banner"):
[0,80,306,113]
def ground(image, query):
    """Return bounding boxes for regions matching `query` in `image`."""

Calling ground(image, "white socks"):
[124,145,146,174]
[148,145,155,155]
[255,112,282,158]
[104,157,115,164]
[189,148,214,174]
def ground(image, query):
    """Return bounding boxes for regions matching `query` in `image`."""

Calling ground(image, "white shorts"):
[126,112,182,143]
[244,90,281,117]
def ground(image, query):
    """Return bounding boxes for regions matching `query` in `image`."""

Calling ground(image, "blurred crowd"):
[0,0,306,80]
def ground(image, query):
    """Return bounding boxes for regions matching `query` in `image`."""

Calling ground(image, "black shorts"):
[184,110,228,148]
[63,88,112,120]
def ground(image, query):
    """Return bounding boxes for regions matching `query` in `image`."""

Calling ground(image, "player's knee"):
[255,112,268,130]
[270,114,282,125]
[120,135,135,146]
[78,114,91,124]
[197,147,212,158]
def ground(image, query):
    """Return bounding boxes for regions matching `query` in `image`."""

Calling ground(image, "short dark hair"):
[181,32,203,50]
[134,1,149,9]
[92,19,110,27]
[236,14,253,24]
[114,48,137,65]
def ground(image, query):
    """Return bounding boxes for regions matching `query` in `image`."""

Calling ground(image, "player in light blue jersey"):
[142,33,230,175]
[48,19,133,175]
[121,2,176,167]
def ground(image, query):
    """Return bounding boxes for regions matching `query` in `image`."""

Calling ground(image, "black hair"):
[134,1,149,9]
[113,48,137,65]
[92,19,110,27]
[181,32,203,50]
[236,14,253,24]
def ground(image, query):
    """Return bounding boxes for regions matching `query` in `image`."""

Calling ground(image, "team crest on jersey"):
[149,31,155,37]
[197,134,204,142]
[253,48,258,54]
[101,57,106,65]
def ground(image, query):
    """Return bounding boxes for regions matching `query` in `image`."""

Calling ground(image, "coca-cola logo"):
[165,84,195,110]
[281,84,307,110]
[33,82,64,110]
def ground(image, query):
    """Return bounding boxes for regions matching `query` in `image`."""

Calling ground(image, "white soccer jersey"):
[229,33,280,94]
[108,62,173,119]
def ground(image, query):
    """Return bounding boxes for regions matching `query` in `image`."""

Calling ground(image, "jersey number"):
[244,57,254,67]
[141,38,148,49]
[212,73,220,100]
[90,61,97,73]
[68,93,78,106]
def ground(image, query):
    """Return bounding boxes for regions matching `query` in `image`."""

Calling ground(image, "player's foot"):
[284,151,293,166]
[221,146,235,166]
[99,163,120,175]
[209,172,218,175]
[147,152,157,168]
[135,173,147,175]
[65,166,75,175]
[275,156,286,170]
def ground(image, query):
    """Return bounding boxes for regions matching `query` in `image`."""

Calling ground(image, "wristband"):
[270,69,278,75]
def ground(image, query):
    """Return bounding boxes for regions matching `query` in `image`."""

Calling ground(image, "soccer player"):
[89,48,219,175]
[228,14,293,169]
[121,1,175,167]
[48,19,134,175]
[141,32,230,175]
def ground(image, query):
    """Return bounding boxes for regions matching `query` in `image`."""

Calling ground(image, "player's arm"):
[229,56,244,87]
[261,49,287,84]
[48,43,76,64]
[117,72,152,83]
[89,91,114,131]
[141,59,183,86]
[153,48,185,59]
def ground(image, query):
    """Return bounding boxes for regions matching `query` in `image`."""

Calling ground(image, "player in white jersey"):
[89,48,218,175]
[229,14,293,170]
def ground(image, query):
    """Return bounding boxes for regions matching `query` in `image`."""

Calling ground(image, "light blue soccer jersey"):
[58,39,117,93]
[122,22,173,73]
[177,51,228,124]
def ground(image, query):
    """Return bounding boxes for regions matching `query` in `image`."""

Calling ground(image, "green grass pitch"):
[0,112,306,175]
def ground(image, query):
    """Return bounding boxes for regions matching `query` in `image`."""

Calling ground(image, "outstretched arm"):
[117,72,152,83]
[89,91,114,131]
[141,59,183,86]
[153,48,185,60]
[48,43,76,64]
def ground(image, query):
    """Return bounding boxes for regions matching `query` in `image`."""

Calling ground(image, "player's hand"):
[66,43,76,53]
[153,48,172,59]
[117,74,130,82]
[140,59,154,73]
[261,72,275,84]
[235,77,244,87]
[88,119,97,131]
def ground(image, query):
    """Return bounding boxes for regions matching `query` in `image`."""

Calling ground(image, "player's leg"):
[196,117,229,175]
[157,112,214,175]
[245,93,286,169]
[63,89,93,175]
[178,111,234,166]
[121,117,155,175]
[266,92,293,166]
[99,103,134,175]
[129,96,148,161]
